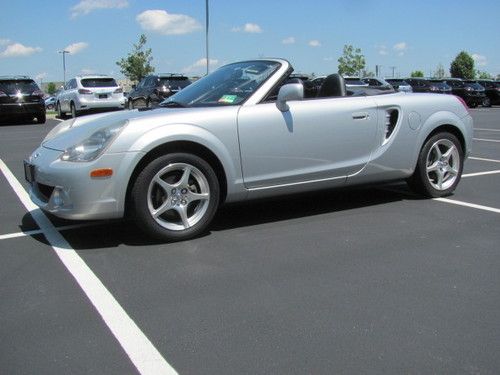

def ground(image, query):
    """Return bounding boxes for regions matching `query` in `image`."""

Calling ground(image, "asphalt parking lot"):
[1,109,499,375]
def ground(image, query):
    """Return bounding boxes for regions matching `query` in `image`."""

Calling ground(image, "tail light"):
[78,89,93,95]
[114,87,123,93]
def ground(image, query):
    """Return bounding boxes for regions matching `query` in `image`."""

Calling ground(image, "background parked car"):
[44,96,56,110]
[127,74,192,109]
[428,80,453,94]
[56,75,126,118]
[404,78,432,93]
[475,79,499,106]
[362,77,394,91]
[0,75,45,123]
[385,79,413,93]
[344,77,369,87]
[444,78,486,108]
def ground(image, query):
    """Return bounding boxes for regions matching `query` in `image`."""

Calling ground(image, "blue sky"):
[1,0,499,84]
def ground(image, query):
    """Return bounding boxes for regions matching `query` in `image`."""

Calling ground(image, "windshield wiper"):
[159,101,187,108]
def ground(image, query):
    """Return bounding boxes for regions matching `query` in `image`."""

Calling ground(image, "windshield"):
[81,78,118,88]
[0,79,39,94]
[161,60,280,107]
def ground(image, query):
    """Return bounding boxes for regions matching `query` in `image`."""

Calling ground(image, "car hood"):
[41,107,233,151]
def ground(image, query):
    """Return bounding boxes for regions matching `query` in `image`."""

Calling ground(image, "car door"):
[237,96,379,189]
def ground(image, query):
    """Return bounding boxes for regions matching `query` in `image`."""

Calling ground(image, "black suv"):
[476,80,500,106]
[0,76,46,123]
[127,74,192,109]
[404,78,432,93]
[444,78,486,108]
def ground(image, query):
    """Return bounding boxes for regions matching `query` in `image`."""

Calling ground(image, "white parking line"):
[475,128,500,132]
[0,222,104,241]
[0,159,177,375]
[434,198,500,214]
[473,138,500,143]
[462,170,500,178]
[469,156,500,163]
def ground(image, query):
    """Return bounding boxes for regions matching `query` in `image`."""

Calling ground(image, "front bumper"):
[25,146,143,220]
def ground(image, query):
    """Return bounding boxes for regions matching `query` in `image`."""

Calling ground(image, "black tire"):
[482,97,491,107]
[37,113,46,124]
[70,102,77,118]
[130,153,220,242]
[56,102,65,119]
[407,132,463,198]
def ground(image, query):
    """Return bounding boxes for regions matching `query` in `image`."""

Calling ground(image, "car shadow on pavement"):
[21,182,420,250]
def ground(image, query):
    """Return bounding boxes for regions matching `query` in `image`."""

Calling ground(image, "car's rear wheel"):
[131,153,220,242]
[37,113,46,124]
[70,102,77,118]
[56,102,64,119]
[482,97,491,107]
[407,132,463,197]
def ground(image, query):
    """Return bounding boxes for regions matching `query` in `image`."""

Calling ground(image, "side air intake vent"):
[384,109,399,141]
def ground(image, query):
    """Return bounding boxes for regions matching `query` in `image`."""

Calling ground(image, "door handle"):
[352,112,369,120]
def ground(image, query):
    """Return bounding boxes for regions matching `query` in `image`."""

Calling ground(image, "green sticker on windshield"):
[218,95,238,103]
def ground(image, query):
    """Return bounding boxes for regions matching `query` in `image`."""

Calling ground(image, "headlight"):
[60,121,127,162]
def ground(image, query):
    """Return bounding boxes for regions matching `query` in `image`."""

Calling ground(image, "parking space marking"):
[0,223,103,241]
[462,169,500,178]
[474,128,500,132]
[0,159,178,375]
[433,197,500,214]
[469,156,500,163]
[473,138,500,143]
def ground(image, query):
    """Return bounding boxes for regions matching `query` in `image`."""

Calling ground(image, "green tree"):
[434,63,445,79]
[116,34,154,83]
[338,44,366,76]
[410,70,424,77]
[450,51,475,79]
[47,82,57,95]
[477,70,491,79]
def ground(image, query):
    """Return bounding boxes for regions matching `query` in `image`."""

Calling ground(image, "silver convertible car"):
[24,59,473,241]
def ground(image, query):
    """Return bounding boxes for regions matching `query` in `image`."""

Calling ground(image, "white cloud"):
[182,58,220,74]
[232,23,263,33]
[71,0,128,18]
[35,72,48,81]
[282,37,295,45]
[393,42,407,51]
[0,38,11,46]
[137,9,201,35]
[472,53,487,66]
[376,44,388,55]
[64,42,89,54]
[393,42,407,56]
[80,68,96,75]
[308,40,321,47]
[0,43,42,58]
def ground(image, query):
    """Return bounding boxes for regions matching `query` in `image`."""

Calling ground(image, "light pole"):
[58,50,70,84]
[205,0,209,75]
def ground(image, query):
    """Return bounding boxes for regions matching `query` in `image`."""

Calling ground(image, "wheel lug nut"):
[171,188,177,194]
[181,200,187,205]
[181,188,187,194]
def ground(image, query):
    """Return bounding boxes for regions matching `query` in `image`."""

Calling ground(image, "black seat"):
[317,74,346,98]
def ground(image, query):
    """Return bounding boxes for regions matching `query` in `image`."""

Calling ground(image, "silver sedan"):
[24,59,473,241]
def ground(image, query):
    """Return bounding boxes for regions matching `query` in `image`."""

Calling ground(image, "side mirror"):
[276,83,304,112]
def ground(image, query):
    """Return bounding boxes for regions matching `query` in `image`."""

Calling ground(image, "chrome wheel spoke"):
[426,161,439,173]
[187,191,209,203]
[177,166,192,187]
[154,175,175,193]
[442,145,456,162]
[175,206,190,229]
[431,144,442,159]
[152,200,174,218]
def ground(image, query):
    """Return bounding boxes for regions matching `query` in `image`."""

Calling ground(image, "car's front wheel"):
[70,102,77,118]
[130,153,220,241]
[56,102,64,119]
[37,112,46,124]
[408,132,463,197]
